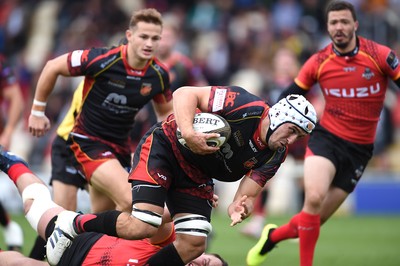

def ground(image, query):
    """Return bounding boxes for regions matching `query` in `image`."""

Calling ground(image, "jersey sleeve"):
[294,54,320,90]
[250,148,288,187]
[208,86,265,116]
[378,46,400,81]
[67,47,119,77]
[152,69,172,103]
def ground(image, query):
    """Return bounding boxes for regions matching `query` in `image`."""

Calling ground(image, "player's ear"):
[125,29,132,40]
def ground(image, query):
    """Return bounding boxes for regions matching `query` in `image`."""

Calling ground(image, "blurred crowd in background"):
[1,0,400,173]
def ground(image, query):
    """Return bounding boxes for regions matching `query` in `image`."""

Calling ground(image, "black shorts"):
[50,135,87,190]
[130,125,214,220]
[131,180,213,220]
[68,133,132,182]
[307,124,373,193]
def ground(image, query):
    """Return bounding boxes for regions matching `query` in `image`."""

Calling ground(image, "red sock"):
[270,213,300,243]
[298,211,320,266]
[7,164,33,184]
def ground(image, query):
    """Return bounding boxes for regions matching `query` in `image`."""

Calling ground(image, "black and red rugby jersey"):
[163,86,288,187]
[67,44,171,147]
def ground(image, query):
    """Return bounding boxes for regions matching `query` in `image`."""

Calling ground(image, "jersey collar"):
[332,37,359,57]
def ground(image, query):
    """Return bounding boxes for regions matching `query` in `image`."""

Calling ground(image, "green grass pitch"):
[1,212,400,266]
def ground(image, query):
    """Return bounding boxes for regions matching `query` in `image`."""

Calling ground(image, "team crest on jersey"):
[140,83,152,96]
[386,51,399,70]
[243,157,258,169]
[362,68,374,80]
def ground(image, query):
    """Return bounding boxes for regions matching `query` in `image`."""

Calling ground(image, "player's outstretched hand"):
[229,195,249,226]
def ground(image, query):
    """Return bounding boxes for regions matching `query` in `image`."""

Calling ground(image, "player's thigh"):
[52,180,79,211]
[88,184,116,212]
[174,233,207,262]
[303,155,335,200]
[90,159,132,212]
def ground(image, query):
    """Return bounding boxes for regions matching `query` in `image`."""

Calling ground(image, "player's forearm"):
[32,55,70,110]
[172,86,200,136]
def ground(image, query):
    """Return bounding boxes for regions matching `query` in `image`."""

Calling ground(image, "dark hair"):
[325,1,357,22]
[211,253,229,266]
[129,8,163,28]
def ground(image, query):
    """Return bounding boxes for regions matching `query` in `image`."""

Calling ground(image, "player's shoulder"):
[219,86,266,115]
[358,36,391,57]
[151,57,170,76]
[310,44,332,65]
[152,57,168,71]
[71,46,122,69]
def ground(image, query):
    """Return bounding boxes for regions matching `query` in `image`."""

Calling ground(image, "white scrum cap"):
[269,94,317,134]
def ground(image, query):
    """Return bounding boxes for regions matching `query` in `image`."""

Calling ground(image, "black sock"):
[45,216,58,239]
[29,235,47,260]
[145,243,184,266]
[74,210,121,237]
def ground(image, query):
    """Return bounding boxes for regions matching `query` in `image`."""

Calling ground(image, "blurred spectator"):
[0,53,24,252]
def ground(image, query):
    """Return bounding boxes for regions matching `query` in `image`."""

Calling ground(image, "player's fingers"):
[204,132,220,139]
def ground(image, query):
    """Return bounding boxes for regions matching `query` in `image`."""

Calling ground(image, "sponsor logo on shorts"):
[101,151,113,157]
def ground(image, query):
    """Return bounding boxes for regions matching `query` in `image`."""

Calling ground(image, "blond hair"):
[129,8,163,28]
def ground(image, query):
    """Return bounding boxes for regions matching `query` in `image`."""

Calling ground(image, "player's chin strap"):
[174,214,212,237]
[22,183,60,232]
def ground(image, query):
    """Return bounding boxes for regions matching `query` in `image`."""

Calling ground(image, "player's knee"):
[174,234,207,260]
[173,214,211,258]
[305,191,324,210]
[123,218,158,239]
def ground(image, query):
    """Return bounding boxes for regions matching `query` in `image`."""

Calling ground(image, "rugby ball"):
[177,113,231,148]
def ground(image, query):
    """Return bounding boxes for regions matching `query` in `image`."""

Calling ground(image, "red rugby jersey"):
[82,229,175,265]
[295,37,400,144]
